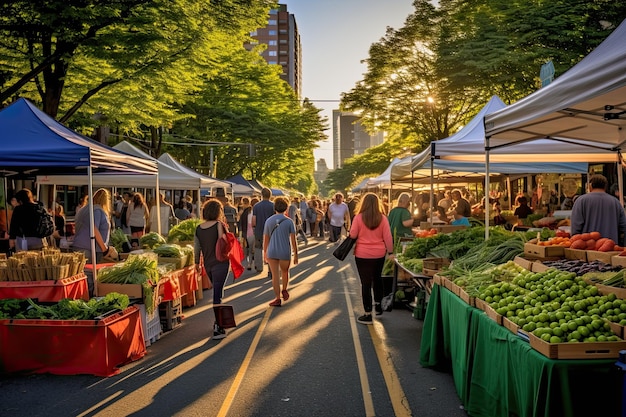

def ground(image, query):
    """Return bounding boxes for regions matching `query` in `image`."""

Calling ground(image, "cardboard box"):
[513,256,534,271]
[458,287,475,307]
[532,262,552,273]
[475,297,503,325]
[564,248,588,261]
[523,243,565,259]
[590,281,626,300]
[586,250,620,264]
[97,282,144,299]
[444,278,461,296]
[419,223,467,234]
[502,316,520,335]
[529,332,626,359]
[612,255,626,268]
[158,254,187,270]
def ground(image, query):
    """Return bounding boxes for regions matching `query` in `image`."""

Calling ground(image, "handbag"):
[214,305,237,328]
[215,224,232,262]
[332,236,356,261]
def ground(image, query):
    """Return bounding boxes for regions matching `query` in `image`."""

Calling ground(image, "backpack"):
[35,204,55,238]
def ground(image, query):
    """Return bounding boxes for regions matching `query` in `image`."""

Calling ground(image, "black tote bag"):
[332,236,356,261]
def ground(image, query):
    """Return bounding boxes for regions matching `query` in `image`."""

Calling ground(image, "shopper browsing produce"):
[571,174,626,246]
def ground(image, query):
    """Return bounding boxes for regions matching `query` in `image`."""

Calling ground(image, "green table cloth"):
[420,284,622,417]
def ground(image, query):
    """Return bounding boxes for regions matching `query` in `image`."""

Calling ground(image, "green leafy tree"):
[0,0,275,120]
[165,49,327,193]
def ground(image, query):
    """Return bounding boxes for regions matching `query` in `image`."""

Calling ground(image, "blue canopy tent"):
[0,98,158,289]
[225,174,259,197]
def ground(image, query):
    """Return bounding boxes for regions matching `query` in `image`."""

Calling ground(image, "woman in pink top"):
[349,193,394,325]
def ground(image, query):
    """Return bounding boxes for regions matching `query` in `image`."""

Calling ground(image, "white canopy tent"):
[157,153,232,213]
[483,18,626,236]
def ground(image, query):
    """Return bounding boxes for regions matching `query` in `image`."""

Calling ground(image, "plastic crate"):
[159,297,183,331]
[138,304,162,346]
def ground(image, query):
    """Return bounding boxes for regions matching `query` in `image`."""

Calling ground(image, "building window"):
[268,19,277,25]
[269,60,278,65]
[269,40,277,46]
[250,30,257,36]
[268,51,277,56]
[269,30,277,36]
[269,9,278,14]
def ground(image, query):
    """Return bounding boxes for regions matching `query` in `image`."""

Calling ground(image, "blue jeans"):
[330,225,342,242]
[205,261,230,305]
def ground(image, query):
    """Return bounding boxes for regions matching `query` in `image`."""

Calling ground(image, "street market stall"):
[420,283,620,417]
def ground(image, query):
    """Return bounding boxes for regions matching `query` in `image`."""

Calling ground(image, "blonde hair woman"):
[72,188,117,296]
[348,193,394,324]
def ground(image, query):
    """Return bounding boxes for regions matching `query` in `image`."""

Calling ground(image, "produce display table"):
[420,284,621,417]
[0,273,88,301]
[158,270,181,302]
[167,266,198,307]
[0,306,146,377]
[393,260,432,295]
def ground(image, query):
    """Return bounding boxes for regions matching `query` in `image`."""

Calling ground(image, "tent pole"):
[485,138,491,240]
[88,164,98,296]
[618,152,624,209]
[430,157,434,225]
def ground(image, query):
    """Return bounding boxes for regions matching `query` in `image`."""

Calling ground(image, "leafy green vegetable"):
[153,243,184,257]
[97,254,160,313]
[167,218,202,243]
[140,232,166,249]
[110,228,129,252]
[0,295,131,320]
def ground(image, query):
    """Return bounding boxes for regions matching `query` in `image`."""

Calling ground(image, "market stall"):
[420,284,621,417]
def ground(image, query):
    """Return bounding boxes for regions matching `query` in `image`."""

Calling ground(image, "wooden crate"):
[529,332,626,359]
[423,257,451,271]
[475,297,503,325]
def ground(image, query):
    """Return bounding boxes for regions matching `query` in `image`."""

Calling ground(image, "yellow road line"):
[342,278,376,417]
[369,324,412,417]
[217,308,273,417]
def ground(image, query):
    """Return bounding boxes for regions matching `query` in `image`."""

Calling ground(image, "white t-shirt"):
[328,202,349,227]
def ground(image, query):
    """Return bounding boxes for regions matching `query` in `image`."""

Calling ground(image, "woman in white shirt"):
[126,192,150,238]
[149,192,175,236]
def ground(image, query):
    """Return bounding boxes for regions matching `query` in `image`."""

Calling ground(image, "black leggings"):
[354,256,385,313]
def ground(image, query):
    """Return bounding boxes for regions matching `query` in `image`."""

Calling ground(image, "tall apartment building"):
[333,110,385,169]
[247,4,302,98]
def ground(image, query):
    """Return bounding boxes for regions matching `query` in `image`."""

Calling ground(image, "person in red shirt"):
[348,193,394,324]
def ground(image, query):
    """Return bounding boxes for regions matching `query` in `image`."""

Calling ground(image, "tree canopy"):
[331,0,626,195]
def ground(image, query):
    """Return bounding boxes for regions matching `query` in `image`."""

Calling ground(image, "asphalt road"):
[0,238,468,417]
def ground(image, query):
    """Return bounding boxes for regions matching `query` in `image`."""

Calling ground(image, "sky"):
[282,0,416,169]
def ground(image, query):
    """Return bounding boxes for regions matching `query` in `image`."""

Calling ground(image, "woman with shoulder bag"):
[349,193,394,325]
[194,199,230,340]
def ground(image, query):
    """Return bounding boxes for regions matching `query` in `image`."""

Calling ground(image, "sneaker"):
[213,323,226,339]
[269,298,282,307]
[374,303,383,316]
[357,314,373,325]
